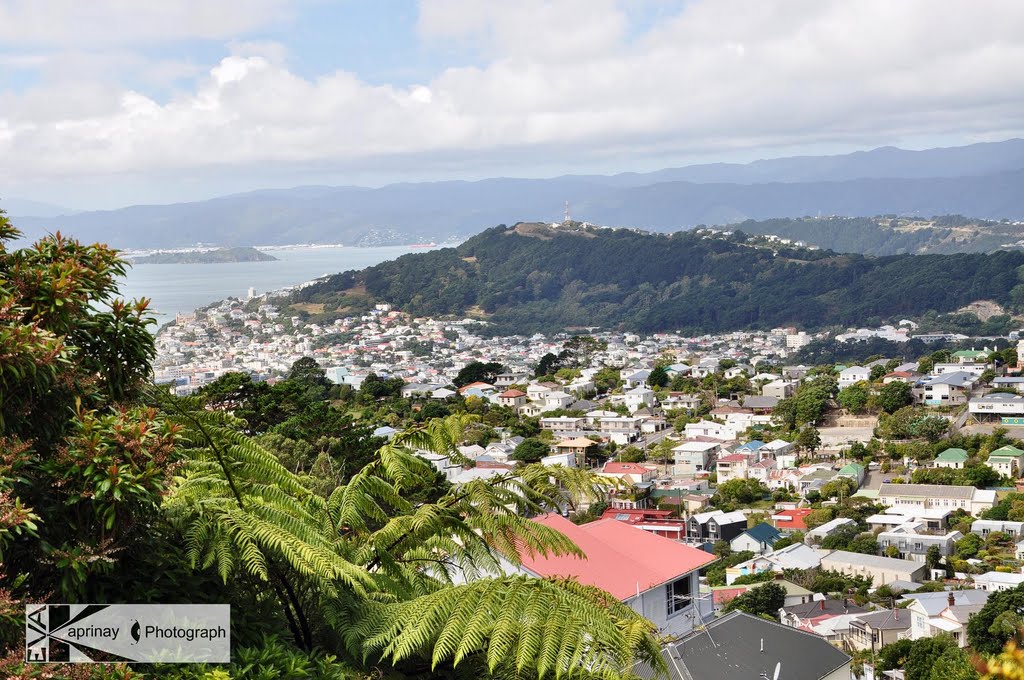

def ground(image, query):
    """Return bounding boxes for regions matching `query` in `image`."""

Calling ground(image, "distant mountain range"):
[1,198,76,218]
[287,222,1024,335]
[8,138,1024,249]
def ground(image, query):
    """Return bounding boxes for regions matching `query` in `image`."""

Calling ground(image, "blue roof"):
[736,440,766,451]
[742,522,782,544]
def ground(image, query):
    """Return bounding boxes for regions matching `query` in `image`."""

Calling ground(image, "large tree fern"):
[158,396,663,679]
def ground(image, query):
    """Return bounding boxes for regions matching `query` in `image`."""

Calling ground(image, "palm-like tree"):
[162,400,663,680]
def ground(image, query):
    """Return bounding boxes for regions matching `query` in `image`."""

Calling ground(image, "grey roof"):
[852,609,911,631]
[921,371,975,387]
[972,392,1024,404]
[900,589,989,615]
[879,483,975,500]
[637,612,851,680]
[741,395,780,409]
[782,598,867,618]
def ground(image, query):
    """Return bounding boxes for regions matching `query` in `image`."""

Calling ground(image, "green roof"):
[989,445,1024,460]
[953,350,988,358]
[936,448,969,462]
[839,463,865,474]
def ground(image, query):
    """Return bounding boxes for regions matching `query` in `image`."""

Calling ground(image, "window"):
[666,576,692,616]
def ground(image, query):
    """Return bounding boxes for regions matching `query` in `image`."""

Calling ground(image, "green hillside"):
[289,223,1024,334]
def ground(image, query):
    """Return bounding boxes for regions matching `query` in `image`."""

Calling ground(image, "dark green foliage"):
[877,381,914,414]
[705,551,755,587]
[724,582,786,618]
[967,583,1024,654]
[289,224,1024,334]
[512,438,552,463]
[648,365,669,388]
[454,360,506,387]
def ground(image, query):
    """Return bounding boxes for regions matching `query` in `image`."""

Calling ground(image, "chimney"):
[820,599,825,611]
[948,592,955,608]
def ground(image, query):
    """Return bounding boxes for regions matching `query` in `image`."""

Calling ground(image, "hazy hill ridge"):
[10,139,1024,249]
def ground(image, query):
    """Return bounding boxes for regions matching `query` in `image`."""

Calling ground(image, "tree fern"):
[155,393,665,678]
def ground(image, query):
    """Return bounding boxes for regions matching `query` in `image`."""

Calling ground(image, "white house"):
[974,571,1024,592]
[672,441,721,476]
[838,366,870,388]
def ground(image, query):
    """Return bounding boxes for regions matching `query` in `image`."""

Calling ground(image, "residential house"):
[848,609,912,655]
[620,368,651,388]
[839,366,870,388]
[986,445,1024,478]
[621,385,656,412]
[819,550,929,584]
[747,457,778,483]
[935,447,969,469]
[686,509,746,544]
[762,379,797,399]
[726,543,824,584]
[494,371,529,387]
[539,416,586,432]
[974,571,1024,592]
[715,453,750,482]
[904,590,989,645]
[761,438,797,464]
[878,483,996,515]
[916,371,976,406]
[496,388,527,409]
[672,441,721,476]
[552,437,595,465]
[806,518,856,545]
[838,463,866,486]
[683,419,742,440]
[518,514,715,638]
[544,390,574,410]
[729,523,782,555]
[599,508,688,541]
[933,362,987,377]
[644,611,851,680]
[971,519,1024,539]
[526,383,551,401]
[772,508,813,531]
[876,523,962,562]
[597,462,656,486]
[970,393,1024,421]
[780,598,868,637]
[663,392,702,411]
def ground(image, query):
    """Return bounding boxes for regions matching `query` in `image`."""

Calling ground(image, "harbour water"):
[117,245,434,322]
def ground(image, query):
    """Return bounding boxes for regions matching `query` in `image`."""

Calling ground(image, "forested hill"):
[288,223,1024,334]
[730,215,1024,256]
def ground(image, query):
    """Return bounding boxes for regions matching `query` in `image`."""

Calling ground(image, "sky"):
[2,0,1024,210]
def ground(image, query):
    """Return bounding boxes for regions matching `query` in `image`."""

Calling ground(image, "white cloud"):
[2,0,1024,195]
[0,0,295,46]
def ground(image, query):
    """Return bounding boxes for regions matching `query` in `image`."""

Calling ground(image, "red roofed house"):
[772,507,813,530]
[497,389,527,408]
[458,381,496,395]
[518,513,716,637]
[596,462,657,485]
[600,507,689,540]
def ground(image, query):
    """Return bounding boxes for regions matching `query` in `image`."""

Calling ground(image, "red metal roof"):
[498,389,526,397]
[772,508,813,530]
[520,514,716,600]
[717,454,748,463]
[601,462,652,475]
